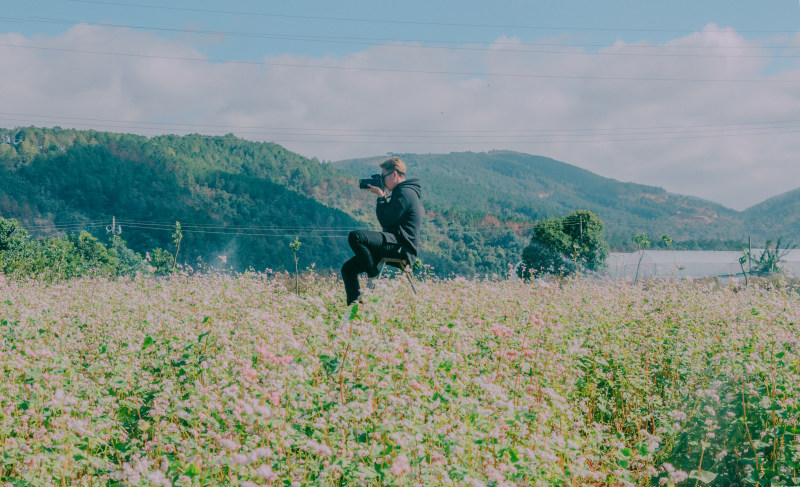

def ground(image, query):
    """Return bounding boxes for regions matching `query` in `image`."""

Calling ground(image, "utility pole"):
[106,216,121,236]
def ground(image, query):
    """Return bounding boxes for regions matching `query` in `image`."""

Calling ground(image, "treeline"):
[0,217,155,280]
[1,127,778,280]
[0,127,528,276]
[333,151,752,245]
[0,127,372,273]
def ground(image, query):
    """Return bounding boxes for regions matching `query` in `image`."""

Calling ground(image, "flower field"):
[0,273,799,486]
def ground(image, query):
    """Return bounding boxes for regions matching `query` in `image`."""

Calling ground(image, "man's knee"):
[342,257,357,277]
[348,230,366,248]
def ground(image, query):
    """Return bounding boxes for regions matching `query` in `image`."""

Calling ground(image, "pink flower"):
[255,464,279,483]
[390,454,411,476]
[257,347,277,361]
[239,365,257,379]
[491,324,512,338]
[257,347,293,366]
[268,391,281,406]
[305,440,332,457]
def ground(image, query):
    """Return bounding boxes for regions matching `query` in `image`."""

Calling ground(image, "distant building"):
[606,250,800,280]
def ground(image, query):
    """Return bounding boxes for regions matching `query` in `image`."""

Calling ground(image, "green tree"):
[108,235,144,277]
[520,210,608,278]
[747,238,795,277]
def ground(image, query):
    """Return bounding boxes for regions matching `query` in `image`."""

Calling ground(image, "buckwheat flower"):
[255,464,279,483]
[239,365,257,380]
[714,449,728,462]
[268,391,281,406]
[251,404,271,417]
[390,454,411,476]
[306,440,332,457]
[147,470,172,487]
[231,453,250,465]
[251,447,272,459]
[669,469,689,484]
[670,410,687,422]
[491,324,512,338]
[219,438,238,450]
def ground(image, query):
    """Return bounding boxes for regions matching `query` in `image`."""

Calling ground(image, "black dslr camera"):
[359,174,384,190]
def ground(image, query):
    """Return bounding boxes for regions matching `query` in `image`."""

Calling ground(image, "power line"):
[4,16,799,59]
[7,16,798,52]
[5,110,800,135]
[57,0,800,34]
[3,42,800,83]
[6,115,800,144]
[24,217,570,234]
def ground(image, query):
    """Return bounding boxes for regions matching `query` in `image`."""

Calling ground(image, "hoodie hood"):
[394,178,421,198]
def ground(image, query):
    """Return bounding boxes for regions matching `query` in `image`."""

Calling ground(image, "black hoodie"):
[376,178,423,262]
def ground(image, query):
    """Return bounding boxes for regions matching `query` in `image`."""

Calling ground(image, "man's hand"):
[366,184,386,198]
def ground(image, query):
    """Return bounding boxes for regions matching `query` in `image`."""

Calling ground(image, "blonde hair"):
[380,157,406,176]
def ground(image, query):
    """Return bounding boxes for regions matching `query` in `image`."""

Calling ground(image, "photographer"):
[341,157,422,305]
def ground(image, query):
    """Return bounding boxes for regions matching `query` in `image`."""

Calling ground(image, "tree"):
[520,210,608,278]
[746,238,795,278]
[289,237,301,292]
[633,233,650,283]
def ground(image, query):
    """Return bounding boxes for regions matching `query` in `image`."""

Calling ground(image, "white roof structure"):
[606,250,800,280]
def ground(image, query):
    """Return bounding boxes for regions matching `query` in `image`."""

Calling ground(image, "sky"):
[3,0,800,210]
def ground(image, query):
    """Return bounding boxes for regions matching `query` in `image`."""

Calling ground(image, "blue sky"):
[3,1,800,209]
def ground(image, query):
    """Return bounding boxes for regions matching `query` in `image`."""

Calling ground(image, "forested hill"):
[0,127,375,272]
[333,151,783,248]
[0,127,794,277]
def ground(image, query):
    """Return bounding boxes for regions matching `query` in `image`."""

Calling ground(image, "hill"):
[743,188,800,244]
[0,127,371,272]
[1,127,795,277]
[333,151,760,249]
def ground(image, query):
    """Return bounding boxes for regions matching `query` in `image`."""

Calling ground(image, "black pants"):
[341,230,404,305]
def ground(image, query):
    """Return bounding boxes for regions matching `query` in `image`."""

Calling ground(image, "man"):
[341,157,422,305]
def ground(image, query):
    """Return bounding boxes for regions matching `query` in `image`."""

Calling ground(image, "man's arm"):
[376,191,407,230]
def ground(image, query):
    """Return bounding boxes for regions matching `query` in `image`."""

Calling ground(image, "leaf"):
[358,466,380,479]
[689,470,717,484]
[184,463,201,477]
[142,336,153,350]
[319,354,340,375]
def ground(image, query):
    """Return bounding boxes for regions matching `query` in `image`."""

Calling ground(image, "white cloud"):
[1,23,799,209]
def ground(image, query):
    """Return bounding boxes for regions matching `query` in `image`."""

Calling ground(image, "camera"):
[359,174,384,190]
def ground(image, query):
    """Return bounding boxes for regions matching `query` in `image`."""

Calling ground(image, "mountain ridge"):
[1,127,795,275]
[331,150,776,248]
